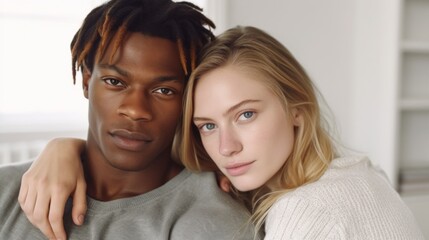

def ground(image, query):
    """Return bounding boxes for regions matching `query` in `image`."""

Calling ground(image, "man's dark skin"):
[15,1,253,239]
[82,33,185,201]
[19,32,188,239]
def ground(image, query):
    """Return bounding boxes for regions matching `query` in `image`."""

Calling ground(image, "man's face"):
[83,33,185,172]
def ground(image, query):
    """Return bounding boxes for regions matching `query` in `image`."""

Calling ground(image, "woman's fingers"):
[49,191,69,240]
[72,179,87,225]
[21,180,37,220]
[17,138,87,239]
[215,171,232,193]
[19,178,57,239]
[33,191,58,240]
[18,174,29,207]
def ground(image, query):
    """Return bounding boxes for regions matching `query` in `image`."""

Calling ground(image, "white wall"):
[0,0,401,184]
[223,0,400,184]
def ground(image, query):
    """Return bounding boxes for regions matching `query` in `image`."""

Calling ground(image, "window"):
[0,0,224,164]
[0,0,215,135]
[0,0,107,134]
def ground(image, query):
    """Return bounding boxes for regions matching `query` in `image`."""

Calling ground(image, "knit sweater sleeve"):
[264,196,344,240]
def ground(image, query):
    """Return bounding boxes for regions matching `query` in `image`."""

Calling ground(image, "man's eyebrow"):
[193,99,260,122]
[154,76,184,83]
[98,63,129,77]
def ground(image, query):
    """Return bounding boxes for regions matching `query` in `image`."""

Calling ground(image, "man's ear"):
[82,66,91,99]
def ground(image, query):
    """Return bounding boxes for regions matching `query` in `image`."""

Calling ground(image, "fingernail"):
[78,215,84,224]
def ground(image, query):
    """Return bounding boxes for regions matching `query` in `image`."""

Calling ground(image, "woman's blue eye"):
[202,123,216,132]
[243,112,253,118]
[239,111,254,120]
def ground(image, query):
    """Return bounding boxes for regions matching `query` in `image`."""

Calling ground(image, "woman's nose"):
[218,128,243,157]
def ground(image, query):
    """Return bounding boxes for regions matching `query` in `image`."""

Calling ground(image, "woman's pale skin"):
[19,138,87,237]
[193,65,300,191]
[18,64,301,239]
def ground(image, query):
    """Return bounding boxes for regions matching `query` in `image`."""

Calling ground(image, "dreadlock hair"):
[70,0,215,83]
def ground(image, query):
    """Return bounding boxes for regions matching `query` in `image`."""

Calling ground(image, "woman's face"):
[193,65,298,191]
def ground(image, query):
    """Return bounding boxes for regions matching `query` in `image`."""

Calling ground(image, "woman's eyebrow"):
[223,99,260,117]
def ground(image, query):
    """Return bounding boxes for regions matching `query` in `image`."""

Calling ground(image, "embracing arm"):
[18,138,87,240]
[264,196,344,240]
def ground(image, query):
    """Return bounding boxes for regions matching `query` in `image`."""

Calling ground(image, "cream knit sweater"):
[265,156,424,240]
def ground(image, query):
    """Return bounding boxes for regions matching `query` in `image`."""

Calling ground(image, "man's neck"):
[82,149,183,201]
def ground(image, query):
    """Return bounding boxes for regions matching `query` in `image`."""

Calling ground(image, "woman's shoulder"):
[269,155,398,218]
[327,155,377,172]
[320,155,390,185]
[265,185,345,239]
[0,160,33,183]
[266,155,424,239]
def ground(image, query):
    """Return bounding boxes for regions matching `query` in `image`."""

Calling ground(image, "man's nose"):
[117,90,153,121]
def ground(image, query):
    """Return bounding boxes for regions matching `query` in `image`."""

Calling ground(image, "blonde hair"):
[180,26,336,234]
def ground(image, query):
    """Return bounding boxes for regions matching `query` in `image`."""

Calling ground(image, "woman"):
[19,26,424,239]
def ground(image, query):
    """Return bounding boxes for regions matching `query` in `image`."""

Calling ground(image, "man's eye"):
[155,88,174,95]
[104,78,123,86]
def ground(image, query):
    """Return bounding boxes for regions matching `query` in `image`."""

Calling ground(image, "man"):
[0,0,257,239]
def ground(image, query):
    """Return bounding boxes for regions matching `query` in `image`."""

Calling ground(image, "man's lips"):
[225,161,255,176]
[109,129,152,151]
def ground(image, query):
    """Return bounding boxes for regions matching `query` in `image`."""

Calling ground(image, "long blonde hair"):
[180,26,336,233]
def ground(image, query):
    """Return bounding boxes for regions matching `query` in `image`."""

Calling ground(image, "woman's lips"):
[110,129,152,152]
[225,161,255,176]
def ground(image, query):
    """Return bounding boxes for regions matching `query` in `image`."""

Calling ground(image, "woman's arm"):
[264,196,343,240]
[18,138,87,240]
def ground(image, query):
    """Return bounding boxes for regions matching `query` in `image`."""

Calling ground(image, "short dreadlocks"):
[71,0,215,83]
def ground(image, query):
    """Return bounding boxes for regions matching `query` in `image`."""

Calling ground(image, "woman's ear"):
[82,66,91,99]
[291,108,303,127]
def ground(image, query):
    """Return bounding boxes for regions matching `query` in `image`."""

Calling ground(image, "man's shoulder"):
[0,161,32,200]
[169,170,258,239]
[0,161,32,182]
[181,170,246,210]
[0,161,45,240]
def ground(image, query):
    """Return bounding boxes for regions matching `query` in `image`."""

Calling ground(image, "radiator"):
[0,140,47,165]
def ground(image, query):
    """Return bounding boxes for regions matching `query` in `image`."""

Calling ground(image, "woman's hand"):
[18,138,87,240]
